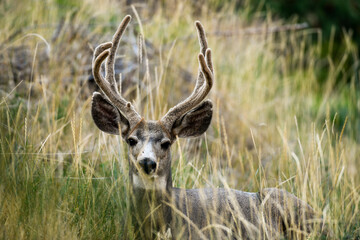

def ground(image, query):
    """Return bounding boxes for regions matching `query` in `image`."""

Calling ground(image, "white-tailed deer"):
[91,15,319,239]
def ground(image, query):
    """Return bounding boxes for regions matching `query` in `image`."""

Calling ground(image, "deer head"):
[91,15,214,191]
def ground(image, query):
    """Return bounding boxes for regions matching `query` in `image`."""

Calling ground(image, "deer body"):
[90,15,316,239]
[123,122,313,239]
[130,161,314,239]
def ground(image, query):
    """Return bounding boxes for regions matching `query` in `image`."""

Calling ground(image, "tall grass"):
[0,0,359,239]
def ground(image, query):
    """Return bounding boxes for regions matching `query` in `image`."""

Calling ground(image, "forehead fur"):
[129,120,168,141]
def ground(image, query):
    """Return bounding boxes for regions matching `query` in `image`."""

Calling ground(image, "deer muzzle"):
[138,158,157,175]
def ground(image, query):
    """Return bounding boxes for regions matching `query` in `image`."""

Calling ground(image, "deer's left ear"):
[172,100,213,138]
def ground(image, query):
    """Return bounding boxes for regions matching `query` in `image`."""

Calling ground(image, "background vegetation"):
[0,0,359,239]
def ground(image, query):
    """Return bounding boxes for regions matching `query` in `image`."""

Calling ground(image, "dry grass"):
[0,0,359,239]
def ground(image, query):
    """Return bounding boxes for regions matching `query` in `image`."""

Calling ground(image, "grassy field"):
[0,0,359,239]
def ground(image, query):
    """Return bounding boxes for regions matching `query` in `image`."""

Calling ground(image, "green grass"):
[0,0,359,239]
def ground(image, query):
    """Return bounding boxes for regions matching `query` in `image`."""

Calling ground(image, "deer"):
[90,15,320,239]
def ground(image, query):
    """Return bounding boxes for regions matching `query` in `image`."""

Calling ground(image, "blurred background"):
[0,0,359,239]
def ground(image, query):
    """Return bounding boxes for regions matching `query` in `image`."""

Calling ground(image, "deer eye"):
[127,137,138,147]
[160,139,171,150]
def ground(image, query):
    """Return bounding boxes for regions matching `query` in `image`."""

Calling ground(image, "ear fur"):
[91,92,130,136]
[172,100,213,138]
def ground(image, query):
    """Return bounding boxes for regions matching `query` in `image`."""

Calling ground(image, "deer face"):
[91,93,213,190]
[126,121,172,189]
[90,15,213,190]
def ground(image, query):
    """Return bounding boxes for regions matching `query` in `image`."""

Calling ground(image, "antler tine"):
[195,21,213,73]
[93,42,113,60]
[92,43,112,95]
[160,21,214,131]
[105,15,132,93]
[194,21,213,93]
[195,21,208,56]
[92,15,142,128]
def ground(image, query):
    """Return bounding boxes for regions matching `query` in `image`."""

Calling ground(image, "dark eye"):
[160,139,171,150]
[127,137,138,147]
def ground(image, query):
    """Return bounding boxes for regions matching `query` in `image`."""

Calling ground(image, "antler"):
[160,21,214,131]
[92,15,142,128]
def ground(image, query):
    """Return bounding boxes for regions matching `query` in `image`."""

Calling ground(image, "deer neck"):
[129,154,173,237]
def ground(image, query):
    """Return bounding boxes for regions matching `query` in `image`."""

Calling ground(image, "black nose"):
[138,158,157,175]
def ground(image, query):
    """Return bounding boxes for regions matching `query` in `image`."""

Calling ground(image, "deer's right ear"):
[91,92,130,136]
